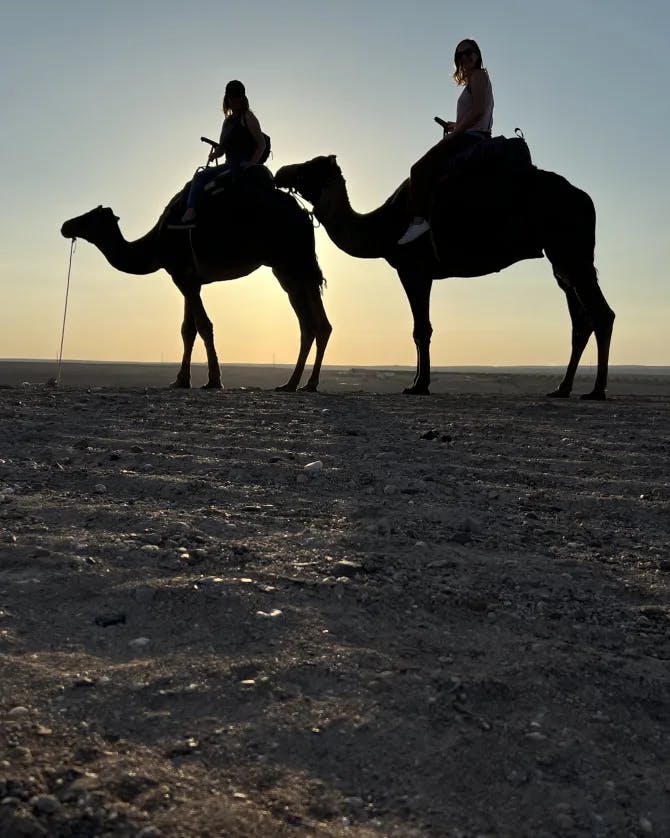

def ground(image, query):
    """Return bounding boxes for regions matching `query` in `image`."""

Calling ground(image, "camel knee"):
[412,323,433,344]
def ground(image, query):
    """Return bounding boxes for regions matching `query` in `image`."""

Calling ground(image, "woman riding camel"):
[180,79,267,226]
[398,39,494,245]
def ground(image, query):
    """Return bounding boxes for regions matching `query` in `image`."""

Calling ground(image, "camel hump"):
[443,135,533,180]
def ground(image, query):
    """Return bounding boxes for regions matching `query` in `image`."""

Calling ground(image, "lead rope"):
[56,238,77,386]
[288,187,320,229]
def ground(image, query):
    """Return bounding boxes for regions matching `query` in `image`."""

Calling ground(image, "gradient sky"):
[1,0,668,368]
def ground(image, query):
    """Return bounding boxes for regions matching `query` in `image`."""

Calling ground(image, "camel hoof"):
[546,388,570,398]
[580,390,606,401]
[299,382,318,393]
[169,379,191,389]
[403,385,430,396]
[275,383,297,392]
[201,381,223,390]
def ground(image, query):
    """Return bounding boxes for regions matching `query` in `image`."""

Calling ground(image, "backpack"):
[259,131,271,165]
[241,114,271,165]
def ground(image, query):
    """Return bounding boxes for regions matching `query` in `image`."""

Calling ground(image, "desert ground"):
[1,361,669,837]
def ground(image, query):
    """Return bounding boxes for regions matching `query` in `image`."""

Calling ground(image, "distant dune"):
[1,359,670,396]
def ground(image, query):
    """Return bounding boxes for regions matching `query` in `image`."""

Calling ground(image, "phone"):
[434,116,449,130]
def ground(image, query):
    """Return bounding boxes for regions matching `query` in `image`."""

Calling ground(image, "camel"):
[274,151,615,398]
[60,168,332,391]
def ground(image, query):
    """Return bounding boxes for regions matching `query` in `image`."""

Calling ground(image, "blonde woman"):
[398,39,494,244]
[180,79,267,226]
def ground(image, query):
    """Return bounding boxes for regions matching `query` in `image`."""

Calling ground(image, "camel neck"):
[315,178,401,259]
[94,223,163,275]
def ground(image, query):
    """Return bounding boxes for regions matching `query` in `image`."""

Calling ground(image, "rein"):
[56,238,77,386]
[286,186,321,229]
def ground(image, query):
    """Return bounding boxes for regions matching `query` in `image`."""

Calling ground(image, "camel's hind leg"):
[548,267,615,400]
[299,288,332,392]
[272,266,331,393]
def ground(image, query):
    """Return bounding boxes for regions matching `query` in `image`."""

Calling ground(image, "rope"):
[56,238,77,386]
[288,187,320,229]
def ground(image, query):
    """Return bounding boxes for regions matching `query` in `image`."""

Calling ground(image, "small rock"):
[303,460,323,474]
[8,706,30,717]
[129,637,151,648]
[93,483,107,494]
[255,609,282,619]
[333,559,363,577]
[420,430,438,440]
[639,816,654,834]
[68,773,101,792]
[30,795,60,815]
[94,612,126,627]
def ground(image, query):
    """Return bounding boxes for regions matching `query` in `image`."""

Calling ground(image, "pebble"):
[333,559,363,577]
[255,609,282,619]
[93,483,107,494]
[303,460,323,474]
[94,612,126,627]
[30,795,61,815]
[8,706,30,717]
[129,637,151,648]
[639,817,654,834]
[68,773,101,792]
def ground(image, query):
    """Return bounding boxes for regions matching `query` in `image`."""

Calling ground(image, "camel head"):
[275,155,341,206]
[61,206,120,243]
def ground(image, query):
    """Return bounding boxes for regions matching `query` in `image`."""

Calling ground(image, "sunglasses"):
[455,47,477,61]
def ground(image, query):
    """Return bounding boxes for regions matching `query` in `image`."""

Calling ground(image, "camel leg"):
[547,281,593,399]
[574,272,615,400]
[170,299,197,389]
[272,266,331,393]
[299,289,332,392]
[175,283,222,389]
[548,269,615,400]
[398,270,433,395]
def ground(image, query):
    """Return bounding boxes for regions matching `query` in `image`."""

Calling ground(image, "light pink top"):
[456,71,494,134]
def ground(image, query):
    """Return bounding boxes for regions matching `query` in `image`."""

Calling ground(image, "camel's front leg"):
[399,270,433,395]
[177,285,222,389]
[170,299,197,389]
[547,283,593,399]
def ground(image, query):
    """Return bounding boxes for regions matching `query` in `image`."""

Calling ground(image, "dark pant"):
[408,133,484,218]
[186,159,246,210]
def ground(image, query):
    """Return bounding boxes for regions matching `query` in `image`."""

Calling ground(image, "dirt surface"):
[1,377,669,837]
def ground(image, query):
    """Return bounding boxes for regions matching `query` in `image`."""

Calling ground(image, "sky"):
[1,0,669,369]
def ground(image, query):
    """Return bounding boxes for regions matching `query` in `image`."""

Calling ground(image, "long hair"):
[453,39,484,85]
[223,93,250,117]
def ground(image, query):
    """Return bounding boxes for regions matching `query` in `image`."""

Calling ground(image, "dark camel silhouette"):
[60,172,332,391]
[275,155,615,398]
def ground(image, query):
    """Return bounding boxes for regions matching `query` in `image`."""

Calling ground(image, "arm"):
[450,69,489,135]
[243,110,267,166]
[209,118,230,161]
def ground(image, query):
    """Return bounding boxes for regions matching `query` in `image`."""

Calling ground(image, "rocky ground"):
[1,378,669,837]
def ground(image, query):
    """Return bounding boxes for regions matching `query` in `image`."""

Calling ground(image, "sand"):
[1,361,669,836]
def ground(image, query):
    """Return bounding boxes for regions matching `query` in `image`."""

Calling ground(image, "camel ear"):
[328,155,337,164]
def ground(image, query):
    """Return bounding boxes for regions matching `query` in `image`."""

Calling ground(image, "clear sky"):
[1,0,668,367]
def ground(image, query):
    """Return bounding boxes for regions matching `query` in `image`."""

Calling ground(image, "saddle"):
[442,135,533,181]
[204,163,275,199]
[430,141,543,276]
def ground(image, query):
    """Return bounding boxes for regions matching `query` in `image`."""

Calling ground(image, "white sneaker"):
[398,218,431,245]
